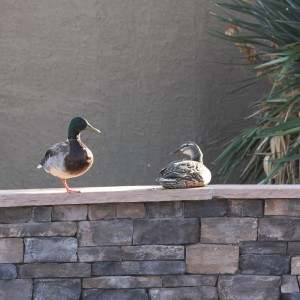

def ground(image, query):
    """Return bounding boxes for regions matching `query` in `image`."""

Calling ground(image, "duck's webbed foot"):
[61,179,81,193]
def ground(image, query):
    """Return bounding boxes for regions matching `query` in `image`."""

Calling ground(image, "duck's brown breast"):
[64,140,94,176]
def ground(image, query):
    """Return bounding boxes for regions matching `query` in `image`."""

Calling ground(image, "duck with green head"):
[37,117,100,193]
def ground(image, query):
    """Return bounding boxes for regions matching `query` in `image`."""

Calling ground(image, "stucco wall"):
[0,0,266,189]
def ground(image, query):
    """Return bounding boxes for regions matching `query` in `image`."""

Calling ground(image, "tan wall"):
[0,0,266,189]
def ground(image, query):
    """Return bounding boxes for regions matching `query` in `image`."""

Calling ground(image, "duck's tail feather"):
[37,164,43,169]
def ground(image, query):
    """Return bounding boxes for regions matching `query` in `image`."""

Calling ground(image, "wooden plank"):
[0,186,212,208]
[0,185,299,208]
[212,184,300,199]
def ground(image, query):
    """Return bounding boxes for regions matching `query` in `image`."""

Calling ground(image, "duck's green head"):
[68,117,101,139]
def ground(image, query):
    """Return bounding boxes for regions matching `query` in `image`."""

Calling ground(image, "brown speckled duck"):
[157,141,211,189]
[37,117,100,193]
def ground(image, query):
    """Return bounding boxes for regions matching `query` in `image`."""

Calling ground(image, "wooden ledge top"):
[0,185,299,207]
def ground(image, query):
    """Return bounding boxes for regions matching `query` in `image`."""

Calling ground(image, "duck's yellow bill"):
[86,123,101,133]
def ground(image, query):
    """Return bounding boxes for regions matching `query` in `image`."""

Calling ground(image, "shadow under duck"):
[157,141,211,189]
[37,117,100,193]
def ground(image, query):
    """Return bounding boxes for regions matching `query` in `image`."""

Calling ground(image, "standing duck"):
[37,117,100,193]
[157,141,211,189]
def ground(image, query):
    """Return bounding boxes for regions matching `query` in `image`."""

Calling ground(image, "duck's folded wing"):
[160,161,199,177]
[38,141,69,167]
[164,168,205,183]
[159,160,187,176]
[162,171,187,179]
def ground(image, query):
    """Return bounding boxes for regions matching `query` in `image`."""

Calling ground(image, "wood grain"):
[0,185,298,208]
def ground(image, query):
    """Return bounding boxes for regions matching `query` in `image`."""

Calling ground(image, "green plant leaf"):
[212,0,300,184]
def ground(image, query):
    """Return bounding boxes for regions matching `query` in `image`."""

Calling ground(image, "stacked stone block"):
[0,198,300,299]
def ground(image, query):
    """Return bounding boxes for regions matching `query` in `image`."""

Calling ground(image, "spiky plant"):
[212,0,300,183]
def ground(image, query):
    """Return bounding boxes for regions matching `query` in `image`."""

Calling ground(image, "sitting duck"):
[157,141,211,189]
[37,117,100,193]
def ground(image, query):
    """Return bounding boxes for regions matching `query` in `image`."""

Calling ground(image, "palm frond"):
[212,0,300,184]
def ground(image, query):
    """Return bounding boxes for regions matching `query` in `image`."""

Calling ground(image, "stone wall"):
[0,186,300,299]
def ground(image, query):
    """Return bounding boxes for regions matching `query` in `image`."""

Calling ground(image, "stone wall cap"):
[0,185,299,207]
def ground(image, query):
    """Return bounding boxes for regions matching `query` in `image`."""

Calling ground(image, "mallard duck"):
[37,117,100,193]
[157,141,211,189]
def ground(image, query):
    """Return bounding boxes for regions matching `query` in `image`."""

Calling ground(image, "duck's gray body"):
[157,142,211,189]
[37,117,100,193]
[37,139,93,180]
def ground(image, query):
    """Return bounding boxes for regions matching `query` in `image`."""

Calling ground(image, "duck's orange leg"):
[61,179,81,193]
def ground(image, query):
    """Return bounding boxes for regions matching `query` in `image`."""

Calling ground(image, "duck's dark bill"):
[170,148,183,155]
